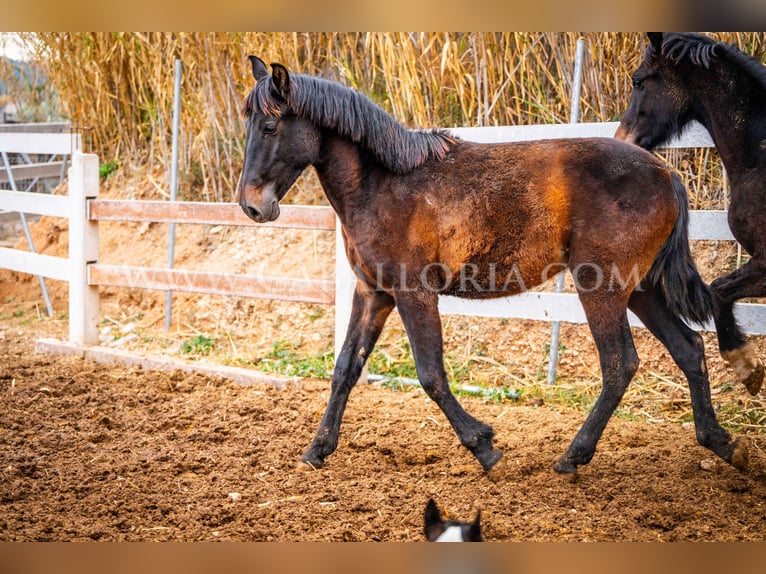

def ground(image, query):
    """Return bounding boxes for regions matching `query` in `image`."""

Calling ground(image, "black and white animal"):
[424,498,484,542]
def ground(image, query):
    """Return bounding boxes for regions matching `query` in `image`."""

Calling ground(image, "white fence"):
[1,123,765,362]
[0,125,81,317]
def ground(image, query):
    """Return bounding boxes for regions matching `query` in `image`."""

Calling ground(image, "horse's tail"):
[647,171,715,325]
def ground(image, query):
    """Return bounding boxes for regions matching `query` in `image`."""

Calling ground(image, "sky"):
[0,33,28,61]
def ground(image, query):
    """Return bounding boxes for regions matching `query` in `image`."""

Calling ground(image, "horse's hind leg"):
[554,294,638,474]
[300,283,395,468]
[629,284,749,469]
[395,289,502,471]
[711,256,766,395]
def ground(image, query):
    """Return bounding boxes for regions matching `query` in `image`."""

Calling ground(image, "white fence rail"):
[1,122,765,362]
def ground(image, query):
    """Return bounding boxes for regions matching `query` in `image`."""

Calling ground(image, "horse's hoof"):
[299,452,325,470]
[730,437,750,471]
[552,458,578,476]
[297,460,321,472]
[476,449,503,471]
[722,346,764,395]
[743,362,764,396]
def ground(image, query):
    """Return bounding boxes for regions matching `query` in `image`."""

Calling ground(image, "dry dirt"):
[3,321,766,542]
[2,178,766,541]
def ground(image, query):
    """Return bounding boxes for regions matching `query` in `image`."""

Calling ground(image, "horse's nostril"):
[244,205,263,222]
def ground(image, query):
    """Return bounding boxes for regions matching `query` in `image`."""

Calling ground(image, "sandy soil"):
[2,322,766,542]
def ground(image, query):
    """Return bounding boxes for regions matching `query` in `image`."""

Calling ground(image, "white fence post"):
[334,219,369,382]
[68,151,100,344]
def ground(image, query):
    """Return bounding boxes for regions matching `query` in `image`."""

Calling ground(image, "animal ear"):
[270,63,291,102]
[424,499,444,541]
[647,33,664,54]
[248,55,269,81]
[469,511,484,542]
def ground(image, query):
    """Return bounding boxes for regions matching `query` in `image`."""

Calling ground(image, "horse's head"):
[615,33,696,150]
[424,498,484,542]
[238,56,320,223]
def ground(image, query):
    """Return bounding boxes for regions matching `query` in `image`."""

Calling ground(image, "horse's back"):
[395,137,681,297]
[430,137,678,234]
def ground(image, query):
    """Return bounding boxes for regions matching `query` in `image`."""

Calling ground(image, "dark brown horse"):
[239,55,747,474]
[617,32,766,396]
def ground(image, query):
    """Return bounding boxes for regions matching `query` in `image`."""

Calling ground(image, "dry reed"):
[3,32,765,206]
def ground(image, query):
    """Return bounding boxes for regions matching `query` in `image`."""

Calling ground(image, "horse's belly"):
[440,251,567,299]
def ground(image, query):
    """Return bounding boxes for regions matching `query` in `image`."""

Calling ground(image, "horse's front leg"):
[395,289,502,471]
[301,283,394,468]
[711,257,766,395]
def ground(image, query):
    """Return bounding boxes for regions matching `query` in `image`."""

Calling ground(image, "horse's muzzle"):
[614,124,636,145]
[239,183,280,223]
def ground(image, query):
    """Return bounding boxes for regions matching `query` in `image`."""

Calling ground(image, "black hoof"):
[300,451,325,469]
[468,424,502,470]
[476,448,503,471]
[552,458,578,475]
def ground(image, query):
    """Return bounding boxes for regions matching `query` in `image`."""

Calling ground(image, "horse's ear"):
[647,33,664,54]
[424,499,444,541]
[270,63,291,102]
[468,511,484,542]
[248,55,269,81]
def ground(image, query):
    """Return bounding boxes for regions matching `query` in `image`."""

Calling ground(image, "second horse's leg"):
[711,257,766,395]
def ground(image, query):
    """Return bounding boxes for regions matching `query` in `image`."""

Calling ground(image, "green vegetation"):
[99,159,120,180]
[179,334,217,356]
[307,307,325,322]
[537,342,567,380]
[257,339,334,379]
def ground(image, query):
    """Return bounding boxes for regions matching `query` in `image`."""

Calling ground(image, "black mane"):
[659,33,766,93]
[242,73,456,175]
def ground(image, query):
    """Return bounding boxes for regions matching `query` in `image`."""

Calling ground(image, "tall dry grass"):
[4,32,765,206]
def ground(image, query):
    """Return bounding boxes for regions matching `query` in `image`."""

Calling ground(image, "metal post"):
[547,37,585,385]
[164,59,183,330]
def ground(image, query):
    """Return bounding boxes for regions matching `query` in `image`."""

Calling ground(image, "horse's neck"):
[691,65,764,178]
[313,134,372,223]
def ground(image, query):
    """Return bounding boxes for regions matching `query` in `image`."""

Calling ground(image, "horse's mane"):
[658,32,766,94]
[242,73,456,175]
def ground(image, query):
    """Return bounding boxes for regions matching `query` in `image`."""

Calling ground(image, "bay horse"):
[239,55,748,474]
[616,32,766,396]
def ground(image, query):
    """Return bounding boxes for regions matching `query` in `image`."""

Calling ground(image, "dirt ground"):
[2,178,766,541]
[3,320,766,542]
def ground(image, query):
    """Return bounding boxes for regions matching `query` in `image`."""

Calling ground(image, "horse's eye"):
[632,77,642,88]
[263,122,278,136]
